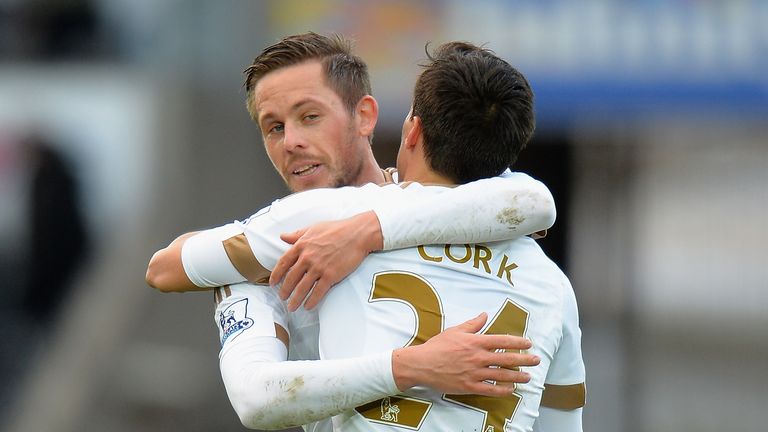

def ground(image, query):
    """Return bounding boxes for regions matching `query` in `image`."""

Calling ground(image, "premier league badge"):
[218,298,254,346]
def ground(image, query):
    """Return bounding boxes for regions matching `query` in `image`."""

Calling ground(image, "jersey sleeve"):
[215,283,399,430]
[535,275,586,431]
[182,224,249,287]
[182,187,378,287]
[533,406,583,432]
[373,172,556,250]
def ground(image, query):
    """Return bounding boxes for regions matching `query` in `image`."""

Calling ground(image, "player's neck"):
[402,166,455,186]
[351,151,387,185]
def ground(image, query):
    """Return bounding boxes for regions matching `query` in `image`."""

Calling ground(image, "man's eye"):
[304,114,319,121]
[270,124,284,133]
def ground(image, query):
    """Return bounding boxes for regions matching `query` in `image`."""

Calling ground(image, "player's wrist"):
[391,346,420,391]
[355,211,384,252]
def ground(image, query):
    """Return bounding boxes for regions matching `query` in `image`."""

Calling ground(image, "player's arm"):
[146,232,207,292]
[376,171,556,249]
[217,287,538,429]
[146,226,249,292]
[272,172,556,310]
[157,192,541,427]
[534,276,586,432]
[146,189,349,294]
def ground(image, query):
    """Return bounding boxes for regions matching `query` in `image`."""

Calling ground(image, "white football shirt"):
[182,176,577,431]
[318,229,584,432]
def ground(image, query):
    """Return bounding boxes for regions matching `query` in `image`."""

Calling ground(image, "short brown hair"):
[412,42,535,183]
[243,32,371,120]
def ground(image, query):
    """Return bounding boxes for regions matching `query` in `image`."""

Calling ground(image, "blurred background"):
[1,0,766,431]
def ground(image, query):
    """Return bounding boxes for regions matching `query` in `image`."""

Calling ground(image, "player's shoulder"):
[276,182,397,205]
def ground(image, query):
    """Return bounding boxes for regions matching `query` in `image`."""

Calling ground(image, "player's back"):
[318,234,578,432]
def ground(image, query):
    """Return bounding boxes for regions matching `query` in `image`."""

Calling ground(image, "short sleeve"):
[539,275,586,411]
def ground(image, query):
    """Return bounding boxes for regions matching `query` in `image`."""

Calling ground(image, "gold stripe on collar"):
[381,167,397,185]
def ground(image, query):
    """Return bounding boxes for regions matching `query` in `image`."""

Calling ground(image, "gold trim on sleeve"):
[221,234,271,284]
[540,382,586,410]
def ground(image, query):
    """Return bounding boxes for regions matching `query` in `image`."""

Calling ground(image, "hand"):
[270,211,384,311]
[392,313,540,397]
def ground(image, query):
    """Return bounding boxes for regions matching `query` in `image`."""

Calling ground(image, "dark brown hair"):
[243,32,371,120]
[412,41,535,183]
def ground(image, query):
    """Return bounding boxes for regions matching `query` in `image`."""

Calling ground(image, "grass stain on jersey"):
[496,207,525,229]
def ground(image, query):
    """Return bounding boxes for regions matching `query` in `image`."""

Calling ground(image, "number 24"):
[370,271,529,432]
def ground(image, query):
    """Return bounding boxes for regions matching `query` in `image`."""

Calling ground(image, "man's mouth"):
[292,164,320,176]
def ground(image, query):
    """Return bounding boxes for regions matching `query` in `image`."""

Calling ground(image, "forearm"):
[146,232,206,292]
[376,174,556,250]
[221,338,397,430]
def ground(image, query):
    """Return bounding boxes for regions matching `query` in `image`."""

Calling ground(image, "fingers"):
[465,381,519,398]
[270,247,298,287]
[483,364,534,383]
[303,278,332,310]
[450,312,488,334]
[473,334,533,351]
[494,351,541,369]
[271,228,308,286]
[451,369,534,397]
[279,228,305,245]
[285,266,326,311]
[278,261,307,301]
[286,275,314,312]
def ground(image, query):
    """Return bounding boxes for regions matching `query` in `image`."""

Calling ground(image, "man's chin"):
[287,175,334,192]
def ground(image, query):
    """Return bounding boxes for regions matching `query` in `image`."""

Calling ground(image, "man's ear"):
[356,95,379,138]
[404,115,422,150]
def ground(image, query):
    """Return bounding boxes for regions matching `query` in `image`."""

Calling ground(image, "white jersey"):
[182,175,574,431]
[319,236,584,432]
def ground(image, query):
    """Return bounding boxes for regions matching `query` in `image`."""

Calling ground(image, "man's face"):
[253,61,367,192]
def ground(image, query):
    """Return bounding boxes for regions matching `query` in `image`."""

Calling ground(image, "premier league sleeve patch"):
[217,298,255,346]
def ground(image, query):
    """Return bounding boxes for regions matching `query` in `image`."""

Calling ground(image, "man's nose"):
[283,125,305,152]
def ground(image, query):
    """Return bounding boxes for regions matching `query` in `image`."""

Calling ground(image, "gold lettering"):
[496,254,518,285]
[418,245,442,262]
[473,245,493,275]
[445,244,471,264]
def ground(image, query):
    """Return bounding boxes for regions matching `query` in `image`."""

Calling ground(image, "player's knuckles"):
[304,266,322,278]
[296,253,316,266]
[467,369,491,382]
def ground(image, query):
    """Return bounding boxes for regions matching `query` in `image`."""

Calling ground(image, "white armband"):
[375,172,556,250]
[220,336,397,430]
